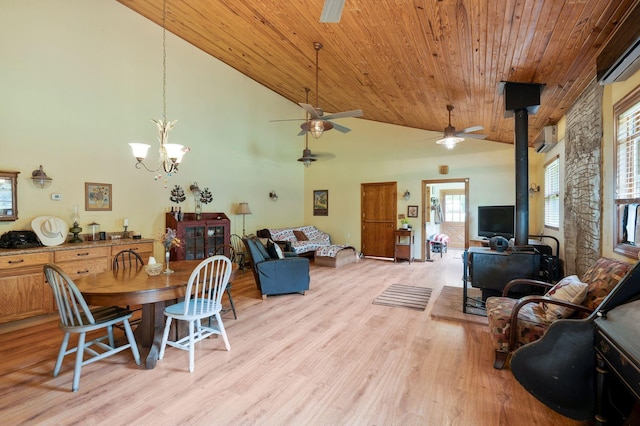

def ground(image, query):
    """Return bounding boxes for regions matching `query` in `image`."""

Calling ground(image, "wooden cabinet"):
[54,247,110,278]
[166,213,230,261]
[394,229,414,263]
[0,252,53,323]
[0,239,153,326]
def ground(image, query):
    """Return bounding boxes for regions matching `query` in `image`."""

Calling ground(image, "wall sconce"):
[31,165,52,189]
[529,183,540,194]
[403,190,411,201]
[269,191,279,202]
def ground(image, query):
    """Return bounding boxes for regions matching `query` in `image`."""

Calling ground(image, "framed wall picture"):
[407,205,419,218]
[313,190,328,216]
[85,182,112,211]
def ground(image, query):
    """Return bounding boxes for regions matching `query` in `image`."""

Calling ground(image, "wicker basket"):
[145,263,163,276]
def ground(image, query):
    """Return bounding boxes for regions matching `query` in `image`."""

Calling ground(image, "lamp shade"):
[129,143,151,160]
[237,202,252,215]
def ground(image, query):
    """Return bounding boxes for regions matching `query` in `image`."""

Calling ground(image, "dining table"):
[74,260,235,369]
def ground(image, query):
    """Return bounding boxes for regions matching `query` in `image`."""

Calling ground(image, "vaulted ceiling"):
[117,0,640,145]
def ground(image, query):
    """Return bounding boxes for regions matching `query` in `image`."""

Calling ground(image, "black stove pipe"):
[514,108,529,246]
[501,81,543,247]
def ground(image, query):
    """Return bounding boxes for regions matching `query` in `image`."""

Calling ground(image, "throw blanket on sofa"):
[265,225,331,255]
[315,245,355,258]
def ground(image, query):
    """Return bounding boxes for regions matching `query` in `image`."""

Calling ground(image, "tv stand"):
[469,238,489,248]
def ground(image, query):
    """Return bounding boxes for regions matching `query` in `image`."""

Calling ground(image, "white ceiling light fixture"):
[129,0,188,174]
[436,105,465,150]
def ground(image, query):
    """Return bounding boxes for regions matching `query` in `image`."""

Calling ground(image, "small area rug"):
[430,286,488,325]
[373,284,432,311]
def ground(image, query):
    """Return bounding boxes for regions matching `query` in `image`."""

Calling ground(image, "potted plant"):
[401,218,410,229]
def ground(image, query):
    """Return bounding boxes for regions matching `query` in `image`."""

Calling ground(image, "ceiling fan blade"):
[458,125,484,134]
[297,128,308,136]
[322,109,363,120]
[330,121,352,133]
[463,133,488,140]
[298,103,320,119]
[319,0,345,23]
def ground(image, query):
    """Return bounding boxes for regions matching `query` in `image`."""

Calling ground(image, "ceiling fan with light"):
[298,88,335,167]
[272,42,363,139]
[435,105,486,149]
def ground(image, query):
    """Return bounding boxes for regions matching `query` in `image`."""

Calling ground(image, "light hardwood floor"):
[0,250,585,425]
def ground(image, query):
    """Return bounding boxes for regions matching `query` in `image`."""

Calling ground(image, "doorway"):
[422,178,469,260]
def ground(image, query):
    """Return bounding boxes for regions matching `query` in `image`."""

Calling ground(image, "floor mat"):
[372,284,432,311]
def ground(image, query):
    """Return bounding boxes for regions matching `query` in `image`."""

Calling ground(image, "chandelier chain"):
[162,0,167,122]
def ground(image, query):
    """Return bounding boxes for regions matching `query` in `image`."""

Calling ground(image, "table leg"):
[426,240,434,262]
[134,301,167,370]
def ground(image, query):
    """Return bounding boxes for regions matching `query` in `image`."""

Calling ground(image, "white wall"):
[1,0,544,260]
[0,0,305,258]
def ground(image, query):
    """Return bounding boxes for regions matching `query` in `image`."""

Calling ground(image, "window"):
[544,156,560,229]
[614,84,640,259]
[442,191,465,222]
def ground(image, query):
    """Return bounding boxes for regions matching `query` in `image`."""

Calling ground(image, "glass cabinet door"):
[184,225,206,260]
[206,225,225,256]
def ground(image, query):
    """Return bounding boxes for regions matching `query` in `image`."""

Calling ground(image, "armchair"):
[486,257,632,369]
[242,236,310,299]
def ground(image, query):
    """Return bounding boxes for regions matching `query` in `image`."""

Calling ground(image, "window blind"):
[544,157,560,228]
[616,100,640,200]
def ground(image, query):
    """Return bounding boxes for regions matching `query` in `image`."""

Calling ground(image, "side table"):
[394,229,414,263]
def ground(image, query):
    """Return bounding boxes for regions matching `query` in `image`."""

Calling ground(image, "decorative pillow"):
[293,230,308,241]
[266,240,280,259]
[541,275,588,322]
[273,243,284,259]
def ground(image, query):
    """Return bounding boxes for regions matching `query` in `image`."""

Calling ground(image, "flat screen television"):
[478,205,515,239]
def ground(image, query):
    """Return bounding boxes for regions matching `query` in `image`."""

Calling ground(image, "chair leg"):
[158,316,173,361]
[107,324,115,348]
[494,350,509,370]
[122,319,141,365]
[188,320,195,373]
[226,286,237,319]
[214,312,231,351]
[72,332,86,392]
[54,332,70,377]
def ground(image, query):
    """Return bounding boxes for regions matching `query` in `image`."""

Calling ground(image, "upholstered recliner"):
[242,236,310,299]
[486,257,631,369]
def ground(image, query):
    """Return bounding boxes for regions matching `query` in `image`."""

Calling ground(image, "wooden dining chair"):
[230,233,249,271]
[158,255,232,372]
[112,249,144,270]
[214,244,237,319]
[43,263,141,392]
[112,249,144,326]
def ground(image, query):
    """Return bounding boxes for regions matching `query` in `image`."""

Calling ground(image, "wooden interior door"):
[361,182,397,258]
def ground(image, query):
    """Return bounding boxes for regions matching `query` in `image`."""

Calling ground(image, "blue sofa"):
[243,236,310,299]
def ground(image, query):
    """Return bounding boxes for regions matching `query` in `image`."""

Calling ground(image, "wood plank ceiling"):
[117,0,640,145]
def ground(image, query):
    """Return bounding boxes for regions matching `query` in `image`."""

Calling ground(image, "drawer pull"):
[8,259,25,264]
[76,252,90,257]
[76,270,90,274]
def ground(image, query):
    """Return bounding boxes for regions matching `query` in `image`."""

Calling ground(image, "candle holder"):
[122,225,130,239]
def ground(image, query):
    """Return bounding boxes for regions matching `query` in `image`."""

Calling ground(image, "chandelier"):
[129,0,188,174]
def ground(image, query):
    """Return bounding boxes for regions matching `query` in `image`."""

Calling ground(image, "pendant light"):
[129,0,188,174]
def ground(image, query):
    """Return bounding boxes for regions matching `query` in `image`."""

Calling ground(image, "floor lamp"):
[237,202,252,237]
